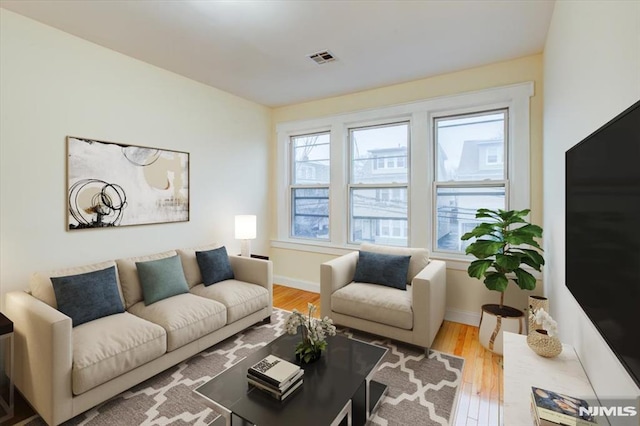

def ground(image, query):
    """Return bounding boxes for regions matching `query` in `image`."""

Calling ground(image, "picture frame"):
[66,136,189,230]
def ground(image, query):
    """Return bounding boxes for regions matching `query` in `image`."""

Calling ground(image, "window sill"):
[270,239,542,278]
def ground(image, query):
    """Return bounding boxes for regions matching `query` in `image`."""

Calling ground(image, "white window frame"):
[347,120,410,246]
[274,82,533,266]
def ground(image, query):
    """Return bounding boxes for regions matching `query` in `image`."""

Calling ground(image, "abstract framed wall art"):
[66,136,189,230]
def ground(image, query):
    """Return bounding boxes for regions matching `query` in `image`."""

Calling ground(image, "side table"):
[0,312,13,423]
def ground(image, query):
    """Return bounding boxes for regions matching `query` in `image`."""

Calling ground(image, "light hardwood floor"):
[273,284,504,426]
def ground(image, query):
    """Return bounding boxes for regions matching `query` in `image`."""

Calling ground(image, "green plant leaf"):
[461,223,500,240]
[504,233,542,249]
[483,272,509,292]
[467,259,493,279]
[514,223,543,237]
[465,240,503,259]
[475,208,501,220]
[513,268,537,290]
[520,248,545,265]
[495,253,521,272]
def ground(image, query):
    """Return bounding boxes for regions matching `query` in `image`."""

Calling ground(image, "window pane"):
[291,188,329,239]
[351,187,407,246]
[435,186,505,252]
[351,122,409,184]
[436,111,505,182]
[292,133,330,184]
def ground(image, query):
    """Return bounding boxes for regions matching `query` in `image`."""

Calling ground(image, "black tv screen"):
[566,100,640,389]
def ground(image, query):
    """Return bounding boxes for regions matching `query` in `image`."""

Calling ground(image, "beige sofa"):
[320,243,446,349]
[5,244,272,426]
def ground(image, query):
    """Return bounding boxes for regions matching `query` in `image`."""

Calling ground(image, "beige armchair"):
[320,243,446,349]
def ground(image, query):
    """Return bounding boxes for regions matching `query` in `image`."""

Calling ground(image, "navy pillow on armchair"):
[353,250,411,290]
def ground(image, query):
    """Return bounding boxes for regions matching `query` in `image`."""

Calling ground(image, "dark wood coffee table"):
[194,332,388,426]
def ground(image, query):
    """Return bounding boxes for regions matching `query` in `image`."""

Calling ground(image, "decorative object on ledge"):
[528,295,549,334]
[285,303,336,363]
[527,330,562,358]
[527,307,562,358]
[461,208,545,355]
[66,137,189,230]
[235,215,257,257]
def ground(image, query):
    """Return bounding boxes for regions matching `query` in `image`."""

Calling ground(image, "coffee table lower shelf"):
[206,380,387,426]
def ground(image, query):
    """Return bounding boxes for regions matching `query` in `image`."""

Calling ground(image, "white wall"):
[0,10,271,303]
[543,0,640,400]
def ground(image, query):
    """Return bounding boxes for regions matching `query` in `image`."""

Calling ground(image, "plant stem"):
[500,291,504,309]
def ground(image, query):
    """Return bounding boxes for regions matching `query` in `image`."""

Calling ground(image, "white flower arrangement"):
[529,306,558,337]
[285,303,337,362]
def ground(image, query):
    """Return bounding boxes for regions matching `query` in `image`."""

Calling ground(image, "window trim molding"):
[275,82,534,262]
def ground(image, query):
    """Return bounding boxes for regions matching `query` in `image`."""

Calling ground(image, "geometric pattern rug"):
[24,309,464,426]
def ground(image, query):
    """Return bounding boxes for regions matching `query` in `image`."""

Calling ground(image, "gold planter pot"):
[527,329,562,358]
[528,295,549,334]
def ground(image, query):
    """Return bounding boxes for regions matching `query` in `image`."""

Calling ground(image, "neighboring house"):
[436,138,505,251]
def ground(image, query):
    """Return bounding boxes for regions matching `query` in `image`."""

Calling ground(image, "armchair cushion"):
[331,282,413,330]
[353,250,411,290]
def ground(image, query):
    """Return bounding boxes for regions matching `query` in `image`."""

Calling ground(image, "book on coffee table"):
[248,355,301,388]
[248,368,304,392]
[248,374,304,401]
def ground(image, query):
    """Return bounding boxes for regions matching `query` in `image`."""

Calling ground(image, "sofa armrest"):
[5,291,73,426]
[228,256,273,311]
[320,251,359,318]
[411,259,447,348]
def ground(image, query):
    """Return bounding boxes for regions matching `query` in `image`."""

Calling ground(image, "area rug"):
[24,309,464,426]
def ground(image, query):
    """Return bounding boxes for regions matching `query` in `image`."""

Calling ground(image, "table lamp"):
[235,215,256,257]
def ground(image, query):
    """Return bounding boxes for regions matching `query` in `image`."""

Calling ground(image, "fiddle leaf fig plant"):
[461,208,544,308]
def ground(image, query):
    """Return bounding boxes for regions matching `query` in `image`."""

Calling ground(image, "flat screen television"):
[566,100,640,389]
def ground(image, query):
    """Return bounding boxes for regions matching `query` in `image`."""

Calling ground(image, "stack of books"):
[530,386,598,426]
[247,355,304,401]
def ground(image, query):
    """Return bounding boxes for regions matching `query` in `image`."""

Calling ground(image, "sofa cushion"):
[360,243,429,283]
[51,266,124,326]
[191,280,269,323]
[72,312,166,395]
[353,251,411,290]
[196,246,235,286]
[331,282,413,330]
[176,243,222,288]
[30,260,124,309]
[136,255,189,305]
[116,250,177,309]
[128,293,226,352]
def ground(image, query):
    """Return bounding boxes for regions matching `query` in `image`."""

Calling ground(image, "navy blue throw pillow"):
[196,246,235,286]
[51,266,124,327]
[353,251,411,290]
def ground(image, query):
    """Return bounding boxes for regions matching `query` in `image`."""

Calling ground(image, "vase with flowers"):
[527,307,562,358]
[285,303,337,363]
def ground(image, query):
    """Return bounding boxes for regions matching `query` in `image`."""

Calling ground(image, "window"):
[434,110,508,252]
[275,82,532,261]
[349,122,409,246]
[290,132,330,240]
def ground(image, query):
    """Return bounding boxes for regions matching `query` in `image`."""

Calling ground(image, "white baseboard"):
[445,308,481,326]
[274,276,481,327]
[274,275,320,293]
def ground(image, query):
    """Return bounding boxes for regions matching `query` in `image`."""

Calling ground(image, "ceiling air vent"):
[308,50,336,65]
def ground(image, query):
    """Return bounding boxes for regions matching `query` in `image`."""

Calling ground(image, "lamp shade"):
[235,215,257,240]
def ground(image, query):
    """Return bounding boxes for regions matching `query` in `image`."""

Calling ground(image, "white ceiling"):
[1,0,555,107]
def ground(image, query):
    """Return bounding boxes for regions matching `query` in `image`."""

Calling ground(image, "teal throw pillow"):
[136,255,189,305]
[51,266,124,327]
[353,250,411,290]
[196,246,235,286]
